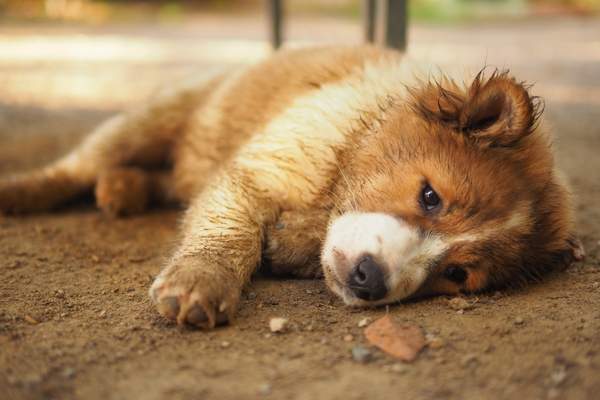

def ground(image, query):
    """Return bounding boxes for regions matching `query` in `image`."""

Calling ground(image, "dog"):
[0,46,584,328]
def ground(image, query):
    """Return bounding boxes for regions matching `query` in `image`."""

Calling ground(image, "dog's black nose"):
[348,256,387,301]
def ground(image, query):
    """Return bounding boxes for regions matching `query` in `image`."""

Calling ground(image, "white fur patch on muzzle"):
[322,212,445,305]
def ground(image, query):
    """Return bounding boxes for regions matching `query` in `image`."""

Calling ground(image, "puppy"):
[0,46,584,328]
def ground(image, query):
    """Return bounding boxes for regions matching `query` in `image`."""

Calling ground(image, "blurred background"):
[0,0,598,170]
[1,4,599,399]
[0,0,599,109]
[1,0,599,23]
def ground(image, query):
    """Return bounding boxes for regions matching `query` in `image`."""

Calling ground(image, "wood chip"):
[364,315,425,362]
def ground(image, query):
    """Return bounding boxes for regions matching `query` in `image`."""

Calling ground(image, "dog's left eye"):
[444,265,468,284]
[420,183,441,211]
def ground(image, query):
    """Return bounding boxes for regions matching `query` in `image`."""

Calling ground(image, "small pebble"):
[62,367,76,379]
[24,315,38,325]
[427,337,445,349]
[358,317,371,328]
[448,297,472,311]
[483,343,495,353]
[514,316,524,325]
[220,341,231,348]
[343,334,354,342]
[258,383,272,395]
[269,317,288,333]
[460,353,478,367]
[547,388,561,400]
[99,310,107,318]
[352,345,372,363]
[551,367,567,385]
[390,363,410,374]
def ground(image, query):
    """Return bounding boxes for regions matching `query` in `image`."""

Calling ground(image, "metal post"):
[377,0,407,51]
[363,0,376,43]
[268,0,283,50]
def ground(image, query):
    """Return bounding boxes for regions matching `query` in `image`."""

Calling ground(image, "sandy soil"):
[1,15,599,400]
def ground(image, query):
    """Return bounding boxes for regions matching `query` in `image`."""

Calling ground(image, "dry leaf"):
[364,315,425,362]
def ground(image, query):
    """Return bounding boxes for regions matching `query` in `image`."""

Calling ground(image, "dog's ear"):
[410,70,543,147]
[458,71,543,147]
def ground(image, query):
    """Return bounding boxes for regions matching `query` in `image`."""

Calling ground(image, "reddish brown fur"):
[328,70,580,297]
[0,47,583,327]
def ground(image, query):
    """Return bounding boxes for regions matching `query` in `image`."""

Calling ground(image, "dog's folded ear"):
[410,70,544,147]
[459,71,543,147]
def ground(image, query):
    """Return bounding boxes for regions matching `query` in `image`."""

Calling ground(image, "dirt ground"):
[1,15,599,400]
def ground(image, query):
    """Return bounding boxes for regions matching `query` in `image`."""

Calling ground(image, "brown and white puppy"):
[0,46,584,328]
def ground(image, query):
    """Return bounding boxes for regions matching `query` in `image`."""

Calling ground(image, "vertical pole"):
[268,0,283,50]
[363,0,376,43]
[377,0,407,51]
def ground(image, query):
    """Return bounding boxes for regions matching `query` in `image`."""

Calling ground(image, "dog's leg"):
[262,210,330,278]
[95,168,179,217]
[148,170,274,328]
[150,209,329,327]
[148,66,361,327]
[0,76,220,214]
[149,159,339,327]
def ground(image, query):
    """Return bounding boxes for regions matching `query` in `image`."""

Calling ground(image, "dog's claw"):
[571,238,585,261]
[150,265,237,329]
[186,304,210,327]
[215,311,230,326]
[157,296,180,320]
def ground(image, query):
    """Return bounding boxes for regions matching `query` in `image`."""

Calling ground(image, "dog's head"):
[322,70,583,306]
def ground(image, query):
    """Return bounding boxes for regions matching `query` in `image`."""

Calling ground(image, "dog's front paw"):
[149,258,241,329]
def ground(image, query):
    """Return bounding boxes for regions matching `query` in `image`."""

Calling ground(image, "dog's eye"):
[420,183,441,211]
[443,265,468,284]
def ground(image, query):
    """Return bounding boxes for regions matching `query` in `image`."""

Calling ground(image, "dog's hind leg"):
[0,74,223,214]
[95,167,179,217]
